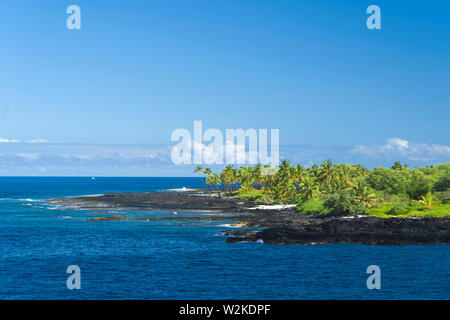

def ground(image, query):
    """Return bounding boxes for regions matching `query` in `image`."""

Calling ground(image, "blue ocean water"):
[0,177,448,300]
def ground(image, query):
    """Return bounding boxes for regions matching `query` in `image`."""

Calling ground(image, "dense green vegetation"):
[194,160,450,218]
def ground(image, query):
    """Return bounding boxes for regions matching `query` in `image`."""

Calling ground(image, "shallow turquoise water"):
[0,177,448,299]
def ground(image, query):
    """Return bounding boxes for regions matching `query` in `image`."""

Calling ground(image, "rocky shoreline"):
[49,191,450,245]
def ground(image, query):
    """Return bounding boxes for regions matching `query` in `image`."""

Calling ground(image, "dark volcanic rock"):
[222,229,257,237]
[55,191,253,211]
[88,216,237,222]
[227,217,450,245]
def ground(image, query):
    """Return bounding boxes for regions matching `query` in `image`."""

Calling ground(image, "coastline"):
[49,190,450,245]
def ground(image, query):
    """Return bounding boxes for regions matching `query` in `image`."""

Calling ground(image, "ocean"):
[0,177,448,299]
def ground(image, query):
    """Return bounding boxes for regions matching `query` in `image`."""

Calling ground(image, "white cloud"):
[16,153,40,160]
[171,139,258,165]
[0,138,448,176]
[0,137,48,143]
[353,138,450,162]
[0,137,19,143]
[27,139,48,143]
[386,137,409,149]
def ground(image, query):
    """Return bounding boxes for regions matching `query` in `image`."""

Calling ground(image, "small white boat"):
[91,176,95,180]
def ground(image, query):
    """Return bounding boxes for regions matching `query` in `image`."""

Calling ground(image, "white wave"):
[165,187,197,192]
[248,204,297,210]
[218,223,245,228]
[0,198,15,201]
[79,194,104,198]
[0,198,42,203]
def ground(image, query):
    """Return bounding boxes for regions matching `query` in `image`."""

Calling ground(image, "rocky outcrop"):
[52,191,255,211]
[51,192,450,245]
[227,217,450,245]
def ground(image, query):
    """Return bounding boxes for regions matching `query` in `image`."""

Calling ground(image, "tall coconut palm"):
[295,164,305,185]
[310,163,320,178]
[251,164,262,188]
[237,166,253,191]
[206,173,222,195]
[336,165,353,187]
[220,165,236,195]
[276,160,298,201]
[353,183,377,208]
[202,167,214,192]
[194,166,206,190]
[299,177,318,202]
[319,159,337,185]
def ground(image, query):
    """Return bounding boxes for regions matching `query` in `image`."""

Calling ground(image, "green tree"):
[318,159,339,192]
[353,183,377,208]
[220,165,237,195]
[368,167,412,195]
[194,166,206,190]
[298,177,318,202]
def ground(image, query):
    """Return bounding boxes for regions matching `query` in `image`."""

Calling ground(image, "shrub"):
[366,202,394,218]
[349,203,366,215]
[368,167,412,196]
[433,176,450,192]
[406,177,430,200]
[297,198,330,215]
[418,191,440,210]
[388,202,410,215]
[323,189,364,216]
[435,190,450,204]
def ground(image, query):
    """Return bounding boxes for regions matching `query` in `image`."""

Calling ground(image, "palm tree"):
[237,166,253,191]
[220,165,236,195]
[251,164,262,188]
[275,160,299,201]
[336,165,353,187]
[319,159,337,187]
[353,183,377,208]
[202,167,214,193]
[294,164,305,187]
[418,191,440,210]
[260,166,277,199]
[206,173,221,195]
[299,177,318,202]
[309,163,320,179]
[354,164,370,176]
[194,166,206,190]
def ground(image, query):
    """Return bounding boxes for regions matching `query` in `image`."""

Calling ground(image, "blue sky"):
[0,0,449,175]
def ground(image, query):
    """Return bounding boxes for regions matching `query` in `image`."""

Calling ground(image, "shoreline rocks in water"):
[50,191,450,245]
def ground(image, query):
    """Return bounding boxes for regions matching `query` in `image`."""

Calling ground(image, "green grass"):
[235,188,265,202]
[297,198,331,215]
[366,202,450,218]
[295,199,450,218]
[235,187,450,218]
[366,202,396,217]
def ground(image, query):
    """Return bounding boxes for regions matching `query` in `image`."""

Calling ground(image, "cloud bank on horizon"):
[0,137,448,176]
